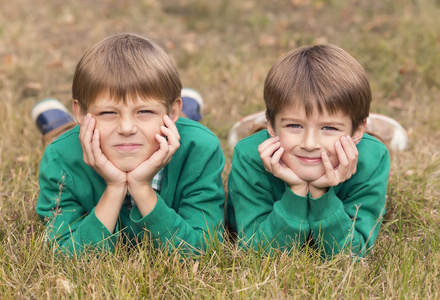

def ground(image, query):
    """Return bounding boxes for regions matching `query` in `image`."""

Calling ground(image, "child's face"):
[76,94,180,172]
[268,105,365,182]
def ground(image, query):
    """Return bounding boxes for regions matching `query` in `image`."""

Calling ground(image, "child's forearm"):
[129,184,158,217]
[95,184,127,233]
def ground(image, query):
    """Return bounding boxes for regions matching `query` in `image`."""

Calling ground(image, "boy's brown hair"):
[264,44,371,131]
[72,33,182,114]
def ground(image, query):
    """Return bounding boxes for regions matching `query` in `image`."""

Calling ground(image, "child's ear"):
[352,119,367,144]
[169,98,182,122]
[72,100,84,124]
[267,120,277,137]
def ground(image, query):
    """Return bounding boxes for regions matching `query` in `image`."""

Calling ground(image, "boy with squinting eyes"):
[36,33,225,256]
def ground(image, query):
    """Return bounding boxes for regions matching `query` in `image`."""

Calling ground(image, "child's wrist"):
[308,184,328,199]
[106,181,128,191]
[289,183,309,197]
[127,182,154,197]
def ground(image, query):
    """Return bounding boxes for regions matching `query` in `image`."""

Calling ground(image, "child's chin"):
[295,170,325,182]
[114,160,144,172]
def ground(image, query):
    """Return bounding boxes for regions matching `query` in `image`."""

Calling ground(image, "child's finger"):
[80,114,93,141]
[91,128,104,164]
[346,135,358,155]
[259,144,277,173]
[258,138,281,173]
[160,125,180,154]
[80,115,96,164]
[152,133,174,165]
[341,135,358,162]
[321,151,337,183]
[334,140,351,176]
[78,113,89,134]
[163,115,180,141]
[258,139,280,157]
[339,136,358,177]
[270,147,284,173]
[259,142,281,170]
[257,137,279,154]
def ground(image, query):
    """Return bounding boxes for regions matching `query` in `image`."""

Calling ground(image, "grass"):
[1,0,440,298]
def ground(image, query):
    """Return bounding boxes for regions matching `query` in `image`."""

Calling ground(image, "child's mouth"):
[115,143,142,152]
[296,155,322,164]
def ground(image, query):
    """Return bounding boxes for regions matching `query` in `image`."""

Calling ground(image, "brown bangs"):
[72,34,182,113]
[264,44,371,130]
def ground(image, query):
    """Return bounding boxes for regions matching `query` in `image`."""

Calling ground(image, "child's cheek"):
[149,123,164,151]
[329,154,340,169]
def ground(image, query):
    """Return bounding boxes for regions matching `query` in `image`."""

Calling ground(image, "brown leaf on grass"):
[26,225,36,238]
[47,60,65,68]
[182,42,199,54]
[61,13,76,25]
[291,0,311,7]
[56,276,74,295]
[388,98,404,109]
[2,54,17,67]
[242,1,255,10]
[11,211,19,221]
[164,40,176,50]
[23,82,42,97]
[25,82,42,91]
[192,260,199,275]
[259,34,277,47]
[313,36,328,45]
[14,156,30,162]
[363,15,391,32]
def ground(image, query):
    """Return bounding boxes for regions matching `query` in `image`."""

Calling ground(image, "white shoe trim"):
[228,111,267,147]
[368,113,408,151]
[31,99,73,122]
[181,88,204,111]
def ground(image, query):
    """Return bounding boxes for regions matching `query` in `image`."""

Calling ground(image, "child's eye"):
[139,110,153,114]
[322,126,337,131]
[287,124,302,129]
[99,111,116,115]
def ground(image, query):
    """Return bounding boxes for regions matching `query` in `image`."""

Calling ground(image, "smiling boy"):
[227,44,390,258]
[36,34,225,256]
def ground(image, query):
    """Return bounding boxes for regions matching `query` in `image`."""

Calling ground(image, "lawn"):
[1,0,439,298]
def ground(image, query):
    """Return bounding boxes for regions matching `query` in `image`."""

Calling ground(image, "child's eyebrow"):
[280,117,302,122]
[318,120,347,127]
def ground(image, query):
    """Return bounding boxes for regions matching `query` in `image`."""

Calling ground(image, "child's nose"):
[118,116,137,136]
[301,130,320,150]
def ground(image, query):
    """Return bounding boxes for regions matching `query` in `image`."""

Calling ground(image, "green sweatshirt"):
[227,130,389,257]
[36,117,225,256]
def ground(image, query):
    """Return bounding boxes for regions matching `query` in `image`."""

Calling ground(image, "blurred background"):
[1,1,440,297]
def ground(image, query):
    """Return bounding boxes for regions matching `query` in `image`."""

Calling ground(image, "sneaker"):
[366,113,408,151]
[228,110,267,148]
[31,98,77,145]
[181,88,204,122]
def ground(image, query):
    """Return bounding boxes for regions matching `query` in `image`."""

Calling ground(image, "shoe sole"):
[228,111,267,147]
[367,113,408,151]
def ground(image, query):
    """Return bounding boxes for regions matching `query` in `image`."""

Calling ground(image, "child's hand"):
[126,115,180,216]
[79,113,127,187]
[309,135,359,198]
[259,137,308,196]
[127,115,180,189]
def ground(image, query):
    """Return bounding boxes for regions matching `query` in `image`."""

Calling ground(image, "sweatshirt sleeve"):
[308,144,390,258]
[127,132,226,254]
[36,148,119,256]
[227,145,310,251]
